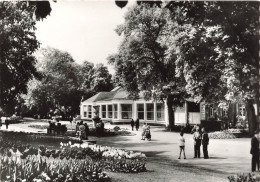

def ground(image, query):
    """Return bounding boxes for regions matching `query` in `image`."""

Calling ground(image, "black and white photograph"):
[0,0,260,181]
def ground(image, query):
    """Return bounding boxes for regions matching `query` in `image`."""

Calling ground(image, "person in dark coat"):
[201,127,209,159]
[84,123,89,140]
[5,119,9,129]
[250,131,259,172]
[135,118,139,131]
[130,119,135,131]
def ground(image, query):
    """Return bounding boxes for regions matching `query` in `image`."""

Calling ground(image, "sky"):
[35,1,135,74]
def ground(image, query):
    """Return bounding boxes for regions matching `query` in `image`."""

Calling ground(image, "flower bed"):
[0,154,110,182]
[228,173,260,182]
[27,125,133,137]
[88,128,133,137]
[208,131,236,139]
[209,129,249,139]
[28,124,49,130]
[0,130,81,144]
[61,142,147,173]
[0,134,147,181]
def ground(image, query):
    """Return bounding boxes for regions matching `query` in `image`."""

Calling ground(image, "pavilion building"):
[80,87,201,126]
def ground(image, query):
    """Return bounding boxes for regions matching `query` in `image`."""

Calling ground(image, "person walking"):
[130,119,135,131]
[5,119,9,129]
[141,122,147,140]
[135,118,139,131]
[193,127,202,158]
[201,127,209,159]
[178,131,186,159]
[250,131,259,172]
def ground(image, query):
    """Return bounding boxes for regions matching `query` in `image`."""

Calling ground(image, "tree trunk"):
[246,100,257,136]
[167,94,175,131]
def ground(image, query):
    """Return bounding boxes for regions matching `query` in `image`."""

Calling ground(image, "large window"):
[146,103,154,120]
[108,105,112,118]
[87,105,92,118]
[157,103,164,121]
[113,104,118,119]
[239,105,246,117]
[221,108,227,117]
[84,112,87,117]
[102,105,106,118]
[209,107,214,118]
[121,104,132,119]
[137,104,144,120]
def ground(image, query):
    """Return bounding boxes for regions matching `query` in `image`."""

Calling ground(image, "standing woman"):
[193,127,202,158]
[79,123,86,140]
[135,118,139,131]
[130,119,135,131]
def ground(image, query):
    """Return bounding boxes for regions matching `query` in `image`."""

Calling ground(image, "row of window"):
[208,106,245,118]
[83,103,165,121]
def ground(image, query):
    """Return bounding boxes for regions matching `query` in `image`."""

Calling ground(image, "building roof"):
[82,87,144,103]
[82,92,113,103]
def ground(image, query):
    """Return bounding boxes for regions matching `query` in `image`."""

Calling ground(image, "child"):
[178,132,186,159]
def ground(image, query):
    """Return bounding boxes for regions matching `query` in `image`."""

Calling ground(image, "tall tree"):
[0,2,41,114]
[24,47,82,118]
[0,1,52,115]
[91,63,113,93]
[108,3,186,130]
[166,1,259,134]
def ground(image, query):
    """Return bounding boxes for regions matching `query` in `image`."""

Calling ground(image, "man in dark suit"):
[250,131,259,172]
[202,127,209,159]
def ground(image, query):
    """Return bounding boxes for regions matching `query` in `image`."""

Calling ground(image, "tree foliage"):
[110,2,259,132]
[108,3,186,129]
[166,1,259,133]
[0,2,41,114]
[167,1,259,104]
[22,47,113,118]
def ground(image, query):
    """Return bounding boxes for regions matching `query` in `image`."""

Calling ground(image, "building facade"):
[80,87,167,124]
[80,87,203,126]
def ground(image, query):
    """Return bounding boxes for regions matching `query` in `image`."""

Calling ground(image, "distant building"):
[80,87,257,129]
[80,87,201,126]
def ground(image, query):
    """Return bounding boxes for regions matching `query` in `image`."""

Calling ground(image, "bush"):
[228,173,260,182]
[208,131,236,139]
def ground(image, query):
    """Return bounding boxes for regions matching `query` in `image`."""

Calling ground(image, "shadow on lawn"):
[95,135,171,149]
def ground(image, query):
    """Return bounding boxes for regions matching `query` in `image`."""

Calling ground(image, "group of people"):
[130,119,151,141]
[76,121,89,140]
[0,118,9,129]
[47,119,67,135]
[130,118,140,131]
[178,126,209,159]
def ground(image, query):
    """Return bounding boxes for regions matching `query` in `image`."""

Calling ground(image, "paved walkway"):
[0,119,255,182]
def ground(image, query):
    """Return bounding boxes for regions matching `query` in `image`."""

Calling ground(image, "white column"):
[112,104,114,119]
[132,103,136,120]
[165,101,169,127]
[154,102,157,122]
[106,104,108,119]
[80,103,82,118]
[185,101,188,124]
[118,103,121,119]
[144,103,147,121]
[99,105,102,118]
